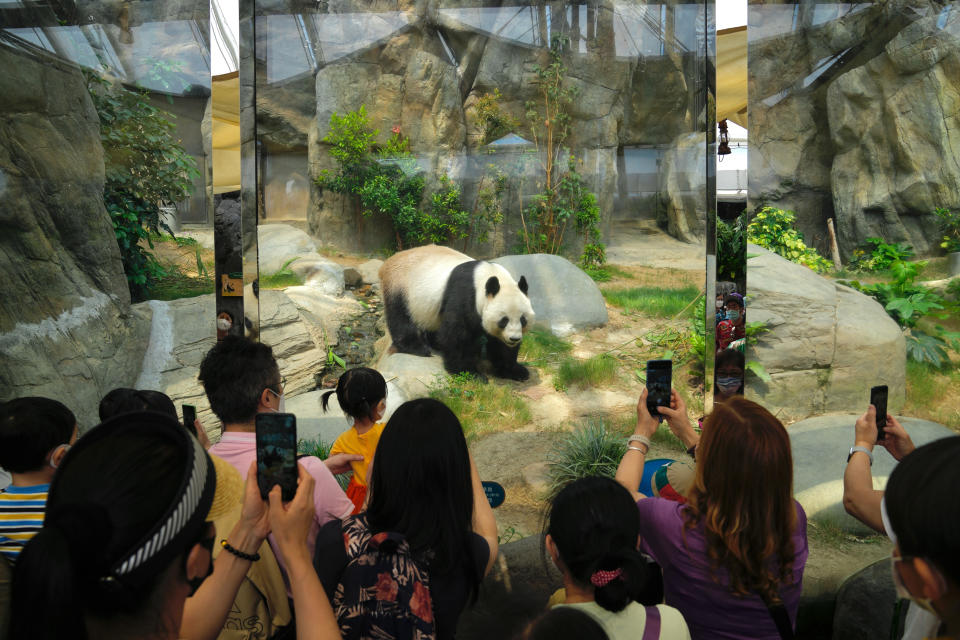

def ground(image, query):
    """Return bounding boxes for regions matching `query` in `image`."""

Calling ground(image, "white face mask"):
[890,555,938,615]
[716,300,724,309]
[267,388,286,413]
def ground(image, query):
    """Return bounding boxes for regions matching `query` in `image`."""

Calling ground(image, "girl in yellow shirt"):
[322,367,387,513]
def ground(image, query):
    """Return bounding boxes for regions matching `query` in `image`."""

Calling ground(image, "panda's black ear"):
[485,276,500,297]
[518,276,529,295]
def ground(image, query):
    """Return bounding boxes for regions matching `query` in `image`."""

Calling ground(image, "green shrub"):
[476,89,520,144]
[547,420,626,496]
[86,72,200,301]
[717,216,746,282]
[747,207,832,273]
[848,238,915,272]
[934,207,960,253]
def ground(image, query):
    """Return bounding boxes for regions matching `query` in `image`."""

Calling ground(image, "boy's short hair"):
[198,335,281,424]
[99,388,178,422]
[0,397,76,473]
[723,294,743,308]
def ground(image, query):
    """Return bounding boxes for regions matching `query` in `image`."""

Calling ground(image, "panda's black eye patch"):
[520,315,527,327]
[498,317,509,329]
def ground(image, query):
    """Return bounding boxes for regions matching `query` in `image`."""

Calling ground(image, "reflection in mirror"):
[748,0,959,425]
[239,0,260,340]
[0,0,215,427]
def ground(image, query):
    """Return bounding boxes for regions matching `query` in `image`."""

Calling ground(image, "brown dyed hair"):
[683,396,797,604]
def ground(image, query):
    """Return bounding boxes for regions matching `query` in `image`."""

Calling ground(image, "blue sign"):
[481,481,506,508]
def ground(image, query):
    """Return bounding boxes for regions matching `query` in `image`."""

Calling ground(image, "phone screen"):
[646,360,673,418]
[255,413,298,501]
[870,385,888,441]
[182,404,196,430]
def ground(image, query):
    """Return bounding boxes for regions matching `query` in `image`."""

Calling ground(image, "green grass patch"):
[519,328,573,366]
[583,264,634,282]
[260,272,305,289]
[149,231,200,248]
[554,353,618,391]
[807,517,889,548]
[547,419,626,497]
[297,437,351,490]
[148,267,215,301]
[429,372,531,441]
[603,285,701,317]
[904,359,960,430]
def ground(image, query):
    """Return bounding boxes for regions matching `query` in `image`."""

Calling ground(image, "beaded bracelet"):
[221,539,260,561]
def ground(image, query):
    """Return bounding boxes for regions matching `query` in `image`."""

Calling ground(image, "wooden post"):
[827,218,842,269]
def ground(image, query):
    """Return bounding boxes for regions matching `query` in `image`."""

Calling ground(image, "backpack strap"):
[642,605,661,640]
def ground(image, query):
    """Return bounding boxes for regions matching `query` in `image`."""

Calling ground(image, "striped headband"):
[110,433,213,579]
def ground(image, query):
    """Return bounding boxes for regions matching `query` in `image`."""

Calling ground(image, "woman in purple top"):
[616,390,808,640]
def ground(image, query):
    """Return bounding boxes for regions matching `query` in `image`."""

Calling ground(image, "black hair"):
[10,411,215,640]
[522,607,610,640]
[321,367,387,423]
[366,398,480,599]
[99,388,178,422]
[0,397,76,473]
[715,348,745,373]
[723,294,743,308]
[198,335,281,424]
[546,476,661,612]
[885,436,960,586]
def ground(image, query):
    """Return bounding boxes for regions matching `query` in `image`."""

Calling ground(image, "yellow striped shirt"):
[0,484,49,563]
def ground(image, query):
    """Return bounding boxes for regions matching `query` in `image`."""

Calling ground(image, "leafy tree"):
[747,207,832,273]
[85,72,200,301]
[520,35,605,268]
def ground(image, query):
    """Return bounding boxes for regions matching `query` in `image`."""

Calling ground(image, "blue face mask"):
[716,377,742,394]
[726,310,740,322]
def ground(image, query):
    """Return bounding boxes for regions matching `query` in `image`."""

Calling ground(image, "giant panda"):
[379,245,534,381]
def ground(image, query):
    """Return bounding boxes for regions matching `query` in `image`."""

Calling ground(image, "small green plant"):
[603,285,701,317]
[429,372,531,441]
[747,207,832,273]
[297,438,351,491]
[848,238,915,272]
[476,89,520,144]
[327,349,347,369]
[546,419,626,496]
[498,525,524,544]
[934,207,960,253]
[717,215,746,282]
[742,320,772,382]
[843,260,958,367]
[554,354,618,391]
[259,258,304,289]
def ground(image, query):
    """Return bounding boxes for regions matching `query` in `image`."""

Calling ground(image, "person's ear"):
[50,444,69,468]
[259,387,275,410]
[376,399,387,421]
[185,541,212,582]
[912,557,949,602]
[545,534,561,567]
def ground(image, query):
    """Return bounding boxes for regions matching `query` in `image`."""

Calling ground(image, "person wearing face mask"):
[713,349,745,403]
[715,294,727,325]
[883,436,960,639]
[715,295,745,353]
[201,335,357,589]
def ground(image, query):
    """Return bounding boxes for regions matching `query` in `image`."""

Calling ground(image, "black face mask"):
[186,534,216,596]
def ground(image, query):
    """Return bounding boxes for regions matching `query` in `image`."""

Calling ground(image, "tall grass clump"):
[429,372,531,441]
[547,420,626,497]
[520,328,573,366]
[297,437,351,491]
[554,353,618,391]
[603,285,700,317]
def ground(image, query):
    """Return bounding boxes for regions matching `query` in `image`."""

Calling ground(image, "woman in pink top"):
[616,391,808,640]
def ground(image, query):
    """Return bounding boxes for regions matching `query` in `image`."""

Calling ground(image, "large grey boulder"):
[746,245,905,421]
[0,48,151,428]
[790,414,955,534]
[375,352,446,403]
[832,559,898,640]
[257,224,318,273]
[286,253,345,295]
[658,132,707,243]
[493,254,608,337]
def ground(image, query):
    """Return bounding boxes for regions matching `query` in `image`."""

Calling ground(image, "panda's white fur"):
[379,245,534,379]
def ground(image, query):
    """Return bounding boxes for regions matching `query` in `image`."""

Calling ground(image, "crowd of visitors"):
[0,333,957,640]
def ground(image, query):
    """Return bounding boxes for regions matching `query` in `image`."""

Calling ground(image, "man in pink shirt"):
[199,335,357,586]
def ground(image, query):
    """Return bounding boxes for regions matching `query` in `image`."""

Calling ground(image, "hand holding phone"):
[645,359,673,419]
[182,404,196,430]
[255,413,299,501]
[870,385,888,442]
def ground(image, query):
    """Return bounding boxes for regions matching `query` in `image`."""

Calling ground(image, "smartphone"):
[255,413,298,501]
[870,385,888,441]
[182,404,196,430]
[646,359,673,418]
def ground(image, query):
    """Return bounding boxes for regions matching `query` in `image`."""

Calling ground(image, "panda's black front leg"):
[487,334,530,381]
[436,322,485,379]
